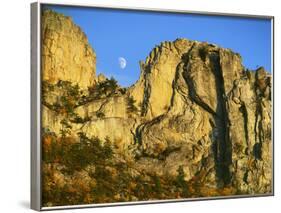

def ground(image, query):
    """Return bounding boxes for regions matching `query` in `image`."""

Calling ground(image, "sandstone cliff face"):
[129,39,194,118]
[42,10,96,88]
[41,10,272,205]
[129,40,272,193]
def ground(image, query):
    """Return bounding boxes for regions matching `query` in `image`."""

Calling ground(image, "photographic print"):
[32,2,273,210]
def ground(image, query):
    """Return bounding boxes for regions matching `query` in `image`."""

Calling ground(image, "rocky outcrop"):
[130,41,272,193]
[129,39,195,118]
[42,10,272,203]
[42,10,96,88]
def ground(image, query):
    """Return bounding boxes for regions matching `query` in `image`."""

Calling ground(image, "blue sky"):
[43,5,272,87]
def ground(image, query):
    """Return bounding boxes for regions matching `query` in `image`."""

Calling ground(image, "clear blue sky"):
[43,5,272,87]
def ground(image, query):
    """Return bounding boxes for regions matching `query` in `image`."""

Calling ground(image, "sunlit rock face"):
[128,40,272,193]
[42,10,272,204]
[42,10,96,89]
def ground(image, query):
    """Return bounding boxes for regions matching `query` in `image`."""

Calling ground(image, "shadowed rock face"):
[42,10,272,201]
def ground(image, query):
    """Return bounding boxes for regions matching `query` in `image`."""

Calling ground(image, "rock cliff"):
[42,10,96,88]
[41,10,272,206]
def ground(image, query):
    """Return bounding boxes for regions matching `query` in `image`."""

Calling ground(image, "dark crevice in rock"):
[253,142,262,160]
[140,62,152,117]
[253,102,263,160]
[134,114,166,147]
[198,46,208,62]
[134,123,144,146]
[239,102,249,147]
[243,170,249,184]
[254,107,259,146]
[170,62,183,109]
[158,147,181,160]
[140,146,182,161]
[130,118,138,143]
[209,51,232,187]
[253,70,266,160]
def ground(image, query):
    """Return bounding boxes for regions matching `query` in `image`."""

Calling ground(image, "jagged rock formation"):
[42,10,96,88]
[41,10,272,206]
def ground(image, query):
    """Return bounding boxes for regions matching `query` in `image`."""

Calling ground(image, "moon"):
[118,57,127,69]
